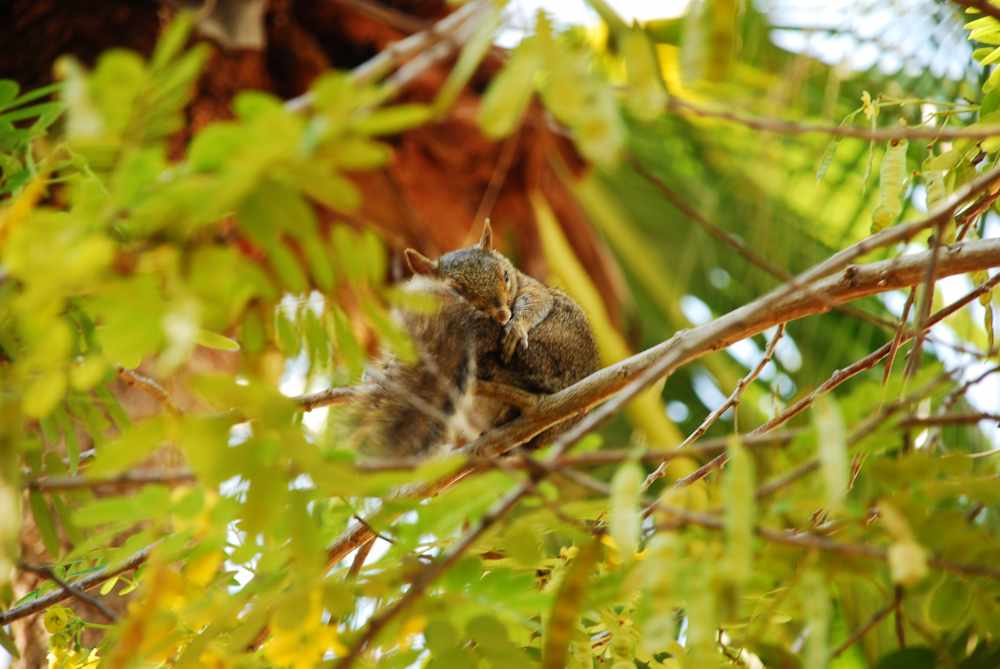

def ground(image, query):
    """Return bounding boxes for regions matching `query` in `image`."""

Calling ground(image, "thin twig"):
[355,431,798,472]
[28,468,196,492]
[17,562,118,622]
[331,0,428,33]
[883,287,916,385]
[653,507,1000,579]
[830,598,897,658]
[905,223,945,378]
[473,126,522,228]
[673,273,1000,491]
[285,0,489,111]
[334,483,532,667]
[0,544,156,626]
[642,324,785,490]
[753,371,951,502]
[666,95,1000,142]
[323,241,1000,578]
[298,385,375,411]
[348,540,374,579]
[898,412,1000,427]
[117,368,180,414]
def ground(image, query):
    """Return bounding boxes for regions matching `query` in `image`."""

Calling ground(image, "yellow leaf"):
[184,549,223,587]
[889,541,929,586]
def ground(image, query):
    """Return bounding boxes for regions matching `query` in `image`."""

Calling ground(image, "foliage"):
[0,2,999,668]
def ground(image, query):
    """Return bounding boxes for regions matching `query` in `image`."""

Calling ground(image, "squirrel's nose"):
[495,307,512,325]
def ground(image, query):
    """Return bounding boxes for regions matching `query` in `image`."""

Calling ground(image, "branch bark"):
[324,236,1000,573]
[463,236,1000,460]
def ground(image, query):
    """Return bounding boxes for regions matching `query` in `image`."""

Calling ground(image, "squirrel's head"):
[404,221,517,326]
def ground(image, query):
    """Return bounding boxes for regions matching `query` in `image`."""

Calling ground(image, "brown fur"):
[356,223,599,458]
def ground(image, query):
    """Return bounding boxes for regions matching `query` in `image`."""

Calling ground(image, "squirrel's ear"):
[404,248,438,276]
[478,220,493,251]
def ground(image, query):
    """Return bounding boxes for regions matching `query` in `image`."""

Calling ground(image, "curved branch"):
[323,237,1000,578]
[462,236,1000,460]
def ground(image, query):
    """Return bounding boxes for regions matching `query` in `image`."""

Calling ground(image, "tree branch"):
[298,384,375,411]
[0,544,156,626]
[463,235,1000,461]
[286,0,490,111]
[642,324,784,490]
[666,95,1000,142]
[654,506,1000,579]
[673,271,1000,490]
[951,0,1000,23]
[17,562,118,623]
[831,598,898,658]
[898,412,1000,427]
[323,238,1000,572]
[28,468,196,492]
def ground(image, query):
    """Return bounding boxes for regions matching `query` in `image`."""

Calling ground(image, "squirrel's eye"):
[503,270,509,282]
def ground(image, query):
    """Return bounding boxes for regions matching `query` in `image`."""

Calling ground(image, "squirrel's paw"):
[502,321,529,363]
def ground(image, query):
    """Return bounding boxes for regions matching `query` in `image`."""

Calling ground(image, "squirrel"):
[354,221,599,459]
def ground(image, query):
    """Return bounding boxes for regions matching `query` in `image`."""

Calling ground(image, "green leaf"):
[872,140,907,232]
[283,162,360,214]
[274,308,300,357]
[23,370,67,419]
[433,5,503,115]
[479,38,540,138]
[178,415,234,486]
[802,570,830,669]
[543,539,600,669]
[87,417,167,478]
[29,491,61,557]
[874,648,936,669]
[233,90,285,121]
[923,575,972,629]
[196,329,241,352]
[325,136,392,170]
[724,437,755,583]
[151,11,195,71]
[351,104,433,136]
[813,397,847,512]
[0,80,19,108]
[73,485,171,527]
[502,523,544,568]
[330,305,364,380]
[622,29,667,121]
[188,122,248,172]
[609,460,641,560]
[639,534,678,656]
[0,627,19,660]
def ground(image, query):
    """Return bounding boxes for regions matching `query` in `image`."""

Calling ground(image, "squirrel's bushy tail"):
[352,280,506,459]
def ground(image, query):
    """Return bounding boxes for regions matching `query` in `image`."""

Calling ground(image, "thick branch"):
[462,236,1000,460]
[325,238,1000,568]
